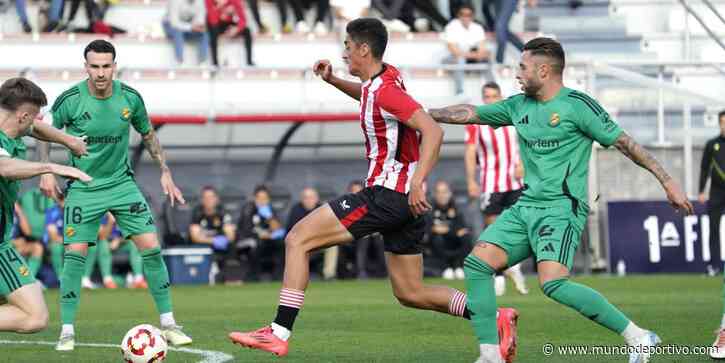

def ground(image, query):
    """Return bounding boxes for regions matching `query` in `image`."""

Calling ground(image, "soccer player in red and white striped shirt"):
[464,82,529,298]
[229,18,513,358]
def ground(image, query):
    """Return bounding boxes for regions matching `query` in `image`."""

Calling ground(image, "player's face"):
[201,190,219,210]
[84,51,116,92]
[342,36,364,77]
[349,183,363,193]
[482,87,502,104]
[433,183,452,206]
[516,51,543,96]
[15,103,40,137]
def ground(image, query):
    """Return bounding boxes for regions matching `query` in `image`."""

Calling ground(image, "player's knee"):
[540,277,567,299]
[66,244,89,256]
[284,229,311,252]
[18,309,49,333]
[32,244,44,257]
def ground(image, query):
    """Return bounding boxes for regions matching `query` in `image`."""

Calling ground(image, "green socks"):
[60,251,86,325]
[542,278,630,334]
[27,256,41,277]
[84,245,97,278]
[49,243,64,278]
[463,254,498,345]
[127,242,143,276]
[97,240,112,279]
[141,247,172,314]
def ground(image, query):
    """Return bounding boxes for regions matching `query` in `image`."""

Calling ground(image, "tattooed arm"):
[613,131,693,214]
[428,104,481,125]
[142,129,185,206]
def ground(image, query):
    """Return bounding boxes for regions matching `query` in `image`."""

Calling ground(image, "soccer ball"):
[121,324,168,363]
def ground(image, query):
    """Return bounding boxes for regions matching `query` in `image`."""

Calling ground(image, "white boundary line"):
[0,340,234,363]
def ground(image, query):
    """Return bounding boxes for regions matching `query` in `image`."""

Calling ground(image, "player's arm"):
[223,213,236,241]
[463,126,480,198]
[31,119,87,157]
[0,153,91,182]
[698,140,713,203]
[429,98,515,127]
[189,224,213,244]
[312,59,361,101]
[395,112,443,216]
[607,130,693,214]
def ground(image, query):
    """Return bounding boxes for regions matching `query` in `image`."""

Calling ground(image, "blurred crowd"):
[8,0,576,69]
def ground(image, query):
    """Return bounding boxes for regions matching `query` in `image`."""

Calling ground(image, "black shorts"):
[329,186,424,255]
[480,189,523,216]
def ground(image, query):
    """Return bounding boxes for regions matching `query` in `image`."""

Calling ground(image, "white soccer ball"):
[121,324,168,363]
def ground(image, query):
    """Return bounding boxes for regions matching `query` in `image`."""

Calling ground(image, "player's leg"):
[112,181,191,346]
[57,188,107,350]
[49,241,64,279]
[0,244,47,333]
[502,263,528,295]
[533,206,658,362]
[123,241,146,288]
[82,243,98,289]
[467,205,531,363]
[229,203,353,355]
[26,242,44,277]
[96,239,116,288]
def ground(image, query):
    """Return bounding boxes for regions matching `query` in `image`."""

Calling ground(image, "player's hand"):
[467,181,480,198]
[313,59,333,83]
[50,164,92,183]
[67,135,88,157]
[161,170,185,207]
[663,179,694,215]
[39,173,63,202]
[409,180,431,217]
[699,192,707,204]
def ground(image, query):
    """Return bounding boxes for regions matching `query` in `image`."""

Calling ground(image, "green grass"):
[0,275,720,362]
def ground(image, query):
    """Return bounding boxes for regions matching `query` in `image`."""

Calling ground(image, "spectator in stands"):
[427,180,471,280]
[330,0,369,33]
[163,0,210,66]
[237,185,286,280]
[287,187,321,230]
[449,0,496,31]
[444,3,489,95]
[371,0,410,33]
[494,0,536,64]
[206,0,255,67]
[15,0,33,32]
[42,0,65,32]
[246,0,276,34]
[189,186,237,283]
[401,0,449,32]
[288,0,330,35]
[58,0,127,36]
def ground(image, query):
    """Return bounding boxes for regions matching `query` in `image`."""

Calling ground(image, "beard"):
[522,79,541,96]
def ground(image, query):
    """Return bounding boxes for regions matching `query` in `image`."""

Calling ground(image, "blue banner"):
[607,201,719,273]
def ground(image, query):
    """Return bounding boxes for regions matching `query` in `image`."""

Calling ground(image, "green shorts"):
[478,204,587,270]
[63,181,156,245]
[0,243,36,296]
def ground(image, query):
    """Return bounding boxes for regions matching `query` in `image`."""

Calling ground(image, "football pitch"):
[0,275,719,362]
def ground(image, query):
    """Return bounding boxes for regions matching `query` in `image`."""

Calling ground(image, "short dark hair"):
[348,180,364,190]
[254,184,270,196]
[346,18,388,60]
[482,81,501,93]
[200,185,217,195]
[719,110,725,122]
[523,37,565,75]
[0,77,47,112]
[84,39,116,61]
[456,3,475,14]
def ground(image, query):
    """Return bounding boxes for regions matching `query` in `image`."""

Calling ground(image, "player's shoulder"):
[51,82,84,112]
[119,81,145,102]
[562,88,605,115]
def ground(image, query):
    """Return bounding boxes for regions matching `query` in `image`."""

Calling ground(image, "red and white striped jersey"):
[359,64,421,194]
[465,124,523,193]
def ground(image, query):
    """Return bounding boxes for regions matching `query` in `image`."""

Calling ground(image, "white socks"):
[271,322,291,341]
[622,322,648,346]
[160,312,176,327]
[720,314,725,329]
[61,324,74,336]
[479,344,504,363]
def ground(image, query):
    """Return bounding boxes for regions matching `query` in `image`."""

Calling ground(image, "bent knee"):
[18,310,49,333]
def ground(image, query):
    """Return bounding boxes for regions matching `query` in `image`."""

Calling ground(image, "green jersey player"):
[37,39,192,351]
[0,77,91,334]
[429,37,693,363]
